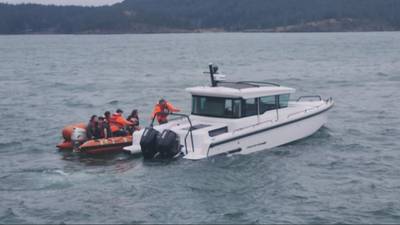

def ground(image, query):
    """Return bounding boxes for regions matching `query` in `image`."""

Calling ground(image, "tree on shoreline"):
[1,0,399,34]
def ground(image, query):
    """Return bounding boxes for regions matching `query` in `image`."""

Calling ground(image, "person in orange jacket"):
[151,98,180,124]
[109,109,133,136]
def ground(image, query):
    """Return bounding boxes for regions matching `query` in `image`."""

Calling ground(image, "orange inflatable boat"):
[56,123,132,154]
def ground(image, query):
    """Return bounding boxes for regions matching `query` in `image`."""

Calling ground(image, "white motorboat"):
[124,64,334,160]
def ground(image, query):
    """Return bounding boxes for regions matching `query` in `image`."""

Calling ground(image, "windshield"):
[192,96,241,118]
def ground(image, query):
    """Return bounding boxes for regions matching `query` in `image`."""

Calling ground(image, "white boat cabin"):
[187,82,295,120]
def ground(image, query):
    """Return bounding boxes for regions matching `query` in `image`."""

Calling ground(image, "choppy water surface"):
[0,32,400,224]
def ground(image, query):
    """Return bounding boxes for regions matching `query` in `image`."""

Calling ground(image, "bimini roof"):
[186,81,295,99]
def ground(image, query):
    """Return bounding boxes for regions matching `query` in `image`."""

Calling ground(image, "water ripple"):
[1,33,400,224]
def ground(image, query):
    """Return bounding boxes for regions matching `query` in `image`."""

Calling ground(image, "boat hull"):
[185,104,332,160]
[78,136,132,154]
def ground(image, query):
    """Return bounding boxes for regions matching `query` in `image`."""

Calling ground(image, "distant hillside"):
[1,0,400,34]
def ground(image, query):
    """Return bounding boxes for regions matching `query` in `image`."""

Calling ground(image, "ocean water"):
[0,32,399,224]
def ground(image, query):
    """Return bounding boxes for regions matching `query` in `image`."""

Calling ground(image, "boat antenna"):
[207,63,219,87]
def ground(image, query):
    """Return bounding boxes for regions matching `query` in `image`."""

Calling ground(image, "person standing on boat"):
[109,109,133,136]
[151,98,180,124]
[86,115,100,139]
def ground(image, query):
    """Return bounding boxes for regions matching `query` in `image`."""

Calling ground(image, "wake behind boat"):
[124,64,334,160]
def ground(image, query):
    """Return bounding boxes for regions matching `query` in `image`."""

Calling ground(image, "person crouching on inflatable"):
[151,98,180,125]
[109,109,133,137]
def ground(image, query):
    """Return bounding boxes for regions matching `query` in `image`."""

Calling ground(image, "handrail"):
[297,95,322,101]
[289,97,333,118]
[326,97,333,103]
[236,81,281,87]
[216,80,280,88]
[287,105,321,118]
[150,112,195,154]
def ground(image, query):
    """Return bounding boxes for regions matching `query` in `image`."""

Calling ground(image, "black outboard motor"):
[140,127,160,159]
[156,129,181,158]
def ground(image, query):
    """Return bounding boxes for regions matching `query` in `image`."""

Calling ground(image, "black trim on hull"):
[209,103,334,149]
[211,148,242,158]
[227,148,242,154]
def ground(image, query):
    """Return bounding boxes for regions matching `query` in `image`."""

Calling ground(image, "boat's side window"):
[233,99,241,118]
[224,99,233,115]
[243,98,258,117]
[278,94,290,108]
[192,95,240,118]
[194,96,226,117]
[259,96,277,114]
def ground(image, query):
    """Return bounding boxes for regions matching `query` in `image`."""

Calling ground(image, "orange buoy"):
[79,135,132,154]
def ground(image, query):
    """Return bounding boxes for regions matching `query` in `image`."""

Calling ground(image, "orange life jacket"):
[109,113,133,132]
[151,102,180,123]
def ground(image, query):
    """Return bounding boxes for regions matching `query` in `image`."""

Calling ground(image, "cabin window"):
[192,96,240,118]
[233,99,242,118]
[278,94,290,108]
[259,96,277,114]
[243,98,259,117]
[192,94,289,118]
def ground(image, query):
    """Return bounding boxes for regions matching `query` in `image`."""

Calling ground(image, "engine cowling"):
[140,127,160,159]
[156,129,181,158]
[62,123,86,141]
[71,127,88,150]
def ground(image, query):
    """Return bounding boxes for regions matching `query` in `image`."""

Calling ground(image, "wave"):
[376,72,389,77]
[365,205,400,220]
[0,141,22,149]
[0,208,24,224]
[64,100,94,108]
[107,100,119,105]
[388,76,400,82]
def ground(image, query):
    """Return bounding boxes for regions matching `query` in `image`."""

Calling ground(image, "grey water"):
[0,32,400,224]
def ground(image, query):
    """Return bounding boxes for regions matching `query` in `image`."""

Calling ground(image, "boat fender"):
[140,127,160,159]
[156,129,180,158]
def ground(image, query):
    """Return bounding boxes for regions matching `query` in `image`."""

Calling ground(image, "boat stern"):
[123,129,144,155]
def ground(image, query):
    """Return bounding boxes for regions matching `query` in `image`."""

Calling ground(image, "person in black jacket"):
[86,115,100,139]
[127,109,140,134]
